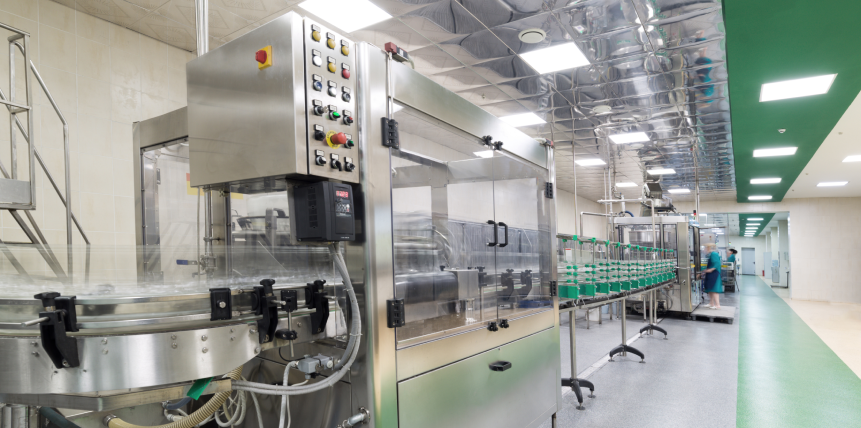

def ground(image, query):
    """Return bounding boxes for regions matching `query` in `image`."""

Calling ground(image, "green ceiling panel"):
[738,213,775,236]
[723,0,861,202]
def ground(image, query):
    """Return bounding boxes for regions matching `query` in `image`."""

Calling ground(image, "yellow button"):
[327,62,336,73]
[341,45,349,56]
[311,30,321,42]
[327,38,335,49]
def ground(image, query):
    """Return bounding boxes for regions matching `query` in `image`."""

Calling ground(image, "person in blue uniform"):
[727,248,737,264]
[700,243,722,309]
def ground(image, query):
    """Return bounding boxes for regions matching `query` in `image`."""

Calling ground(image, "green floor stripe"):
[737,276,861,427]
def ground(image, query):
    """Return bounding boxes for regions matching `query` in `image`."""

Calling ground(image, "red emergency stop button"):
[342,69,350,79]
[256,46,272,69]
[331,132,348,145]
[256,50,267,64]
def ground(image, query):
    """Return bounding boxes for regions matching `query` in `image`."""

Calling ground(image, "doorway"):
[741,247,755,275]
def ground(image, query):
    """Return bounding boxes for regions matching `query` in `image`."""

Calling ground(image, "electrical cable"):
[231,243,361,396]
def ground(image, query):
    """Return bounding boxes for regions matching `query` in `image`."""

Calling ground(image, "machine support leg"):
[551,413,557,428]
[638,287,668,339]
[598,305,602,325]
[562,310,595,411]
[608,297,645,363]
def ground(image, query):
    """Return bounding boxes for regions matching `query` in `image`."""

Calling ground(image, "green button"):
[332,111,341,118]
[346,139,355,147]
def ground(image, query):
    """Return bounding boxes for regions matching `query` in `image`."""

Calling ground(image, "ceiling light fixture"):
[753,147,797,157]
[747,223,761,226]
[817,181,848,187]
[750,178,781,184]
[748,195,772,200]
[520,43,590,74]
[843,155,861,163]
[668,188,690,194]
[298,0,391,32]
[647,168,676,175]
[500,112,546,127]
[616,182,637,187]
[760,74,837,102]
[609,132,650,144]
[473,150,494,158]
[575,158,606,166]
[748,217,763,221]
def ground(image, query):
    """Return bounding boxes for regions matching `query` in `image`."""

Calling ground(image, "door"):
[388,103,553,347]
[742,247,755,275]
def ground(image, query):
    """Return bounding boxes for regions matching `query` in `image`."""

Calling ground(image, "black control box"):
[294,181,355,241]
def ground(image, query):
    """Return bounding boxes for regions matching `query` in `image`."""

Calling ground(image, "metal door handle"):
[498,222,508,247]
[487,220,498,247]
[489,361,512,372]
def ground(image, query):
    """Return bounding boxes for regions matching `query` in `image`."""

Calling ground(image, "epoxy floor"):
[542,276,861,428]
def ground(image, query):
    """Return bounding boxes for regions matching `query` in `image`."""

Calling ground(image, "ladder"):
[0,22,88,283]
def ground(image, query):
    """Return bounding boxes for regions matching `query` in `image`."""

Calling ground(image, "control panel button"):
[330,132,347,146]
[313,105,325,115]
[328,86,337,97]
[315,155,327,166]
[312,55,322,67]
[328,62,336,73]
[343,115,353,125]
[313,80,323,91]
[341,45,349,56]
[255,49,267,64]
[256,46,272,69]
[341,92,351,102]
[311,30,321,42]
[346,139,355,148]
[328,111,341,121]
[341,69,350,79]
[327,38,335,49]
[314,126,326,141]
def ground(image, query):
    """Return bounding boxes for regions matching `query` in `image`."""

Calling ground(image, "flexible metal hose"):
[106,365,243,428]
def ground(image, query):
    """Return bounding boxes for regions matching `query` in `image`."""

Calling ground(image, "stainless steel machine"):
[0,12,560,428]
[613,216,702,314]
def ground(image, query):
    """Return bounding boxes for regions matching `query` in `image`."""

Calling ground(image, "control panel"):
[305,20,357,182]
[294,181,355,242]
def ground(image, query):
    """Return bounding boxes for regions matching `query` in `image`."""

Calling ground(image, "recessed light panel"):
[760,74,837,102]
[298,0,392,32]
[668,188,690,194]
[748,217,763,221]
[843,155,861,163]
[616,182,638,187]
[609,132,650,144]
[473,150,494,158]
[753,147,797,157]
[501,112,546,127]
[817,181,848,187]
[748,195,772,200]
[575,158,606,166]
[647,168,676,175]
[520,43,590,74]
[750,178,781,184]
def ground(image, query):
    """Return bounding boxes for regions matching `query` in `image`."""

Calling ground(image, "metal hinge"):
[549,280,557,297]
[386,298,405,328]
[544,182,554,199]
[381,118,400,149]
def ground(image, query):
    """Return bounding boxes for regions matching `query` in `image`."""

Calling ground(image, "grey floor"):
[543,292,740,428]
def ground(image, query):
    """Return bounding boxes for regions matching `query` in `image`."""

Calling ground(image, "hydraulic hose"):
[105,365,243,428]
[231,243,361,396]
[40,407,82,428]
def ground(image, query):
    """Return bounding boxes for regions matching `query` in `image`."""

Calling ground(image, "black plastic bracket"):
[381,117,400,149]
[482,135,493,146]
[386,298,406,328]
[519,269,533,298]
[493,141,503,150]
[281,289,299,313]
[252,279,279,344]
[487,321,499,332]
[305,280,330,335]
[275,330,298,340]
[209,288,232,321]
[33,292,80,369]
[549,280,558,297]
[544,182,554,199]
[499,319,510,329]
[489,361,512,372]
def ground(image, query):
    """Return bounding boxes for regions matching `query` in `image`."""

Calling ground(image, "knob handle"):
[34,292,61,309]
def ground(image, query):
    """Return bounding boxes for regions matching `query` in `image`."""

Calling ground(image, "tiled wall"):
[0,0,193,250]
[676,197,861,304]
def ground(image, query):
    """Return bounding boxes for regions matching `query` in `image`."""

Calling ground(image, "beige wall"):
[676,197,861,304]
[726,235,767,276]
[0,0,192,250]
[556,189,606,239]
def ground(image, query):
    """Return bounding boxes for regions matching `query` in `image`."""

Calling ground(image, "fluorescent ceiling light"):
[760,74,837,102]
[747,223,761,226]
[609,132,649,144]
[501,112,546,127]
[616,182,637,187]
[473,150,494,158]
[520,43,590,74]
[750,178,781,184]
[753,147,797,157]
[647,168,676,175]
[843,155,861,163]
[748,195,772,200]
[667,188,690,194]
[817,181,848,187]
[748,217,763,221]
[298,0,391,32]
[575,158,606,166]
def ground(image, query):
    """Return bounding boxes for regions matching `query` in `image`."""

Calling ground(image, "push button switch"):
[330,132,347,146]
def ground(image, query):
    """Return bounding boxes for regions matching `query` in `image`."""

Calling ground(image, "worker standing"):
[700,243,722,309]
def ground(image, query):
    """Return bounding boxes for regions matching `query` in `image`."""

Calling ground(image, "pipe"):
[624,211,634,217]
[106,365,243,428]
[39,408,81,428]
[195,0,208,56]
[163,397,192,411]
[579,212,616,237]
